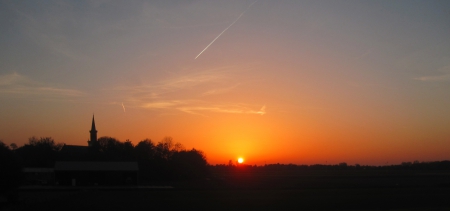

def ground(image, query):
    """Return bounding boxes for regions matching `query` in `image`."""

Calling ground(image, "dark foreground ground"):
[4,187,450,211]
[4,170,450,210]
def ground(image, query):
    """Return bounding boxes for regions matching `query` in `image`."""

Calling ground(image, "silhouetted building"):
[87,115,97,147]
[60,115,97,159]
[27,115,140,186]
[22,168,55,185]
[59,144,89,161]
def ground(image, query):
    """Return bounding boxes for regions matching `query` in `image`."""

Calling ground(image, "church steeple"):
[88,115,98,146]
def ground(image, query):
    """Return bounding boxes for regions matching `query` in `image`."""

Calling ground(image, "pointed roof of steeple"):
[91,114,97,132]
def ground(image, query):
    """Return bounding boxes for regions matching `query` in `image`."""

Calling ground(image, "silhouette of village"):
[1,115,450,209]
[1,115,208,188]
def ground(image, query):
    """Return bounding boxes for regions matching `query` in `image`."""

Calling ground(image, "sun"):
[238,157,244,164]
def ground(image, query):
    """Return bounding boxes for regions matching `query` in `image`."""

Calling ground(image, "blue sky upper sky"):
[1,0,449,165]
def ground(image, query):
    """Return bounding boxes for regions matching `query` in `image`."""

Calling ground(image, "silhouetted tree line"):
[211,161,450,174]
[2,136,208,184]
[3,137,450,187]
[14,137,63,168]
[0,141,22,202]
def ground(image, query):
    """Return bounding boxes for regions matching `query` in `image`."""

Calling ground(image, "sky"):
[1,0,450,166]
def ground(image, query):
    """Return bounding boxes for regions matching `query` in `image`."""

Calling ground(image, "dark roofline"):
[55,161,138,171]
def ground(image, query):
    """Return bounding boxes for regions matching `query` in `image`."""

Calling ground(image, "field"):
[4,170,450,210]
[6,187,450,210]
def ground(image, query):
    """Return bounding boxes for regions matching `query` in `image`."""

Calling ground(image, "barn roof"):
[55,161,138,171]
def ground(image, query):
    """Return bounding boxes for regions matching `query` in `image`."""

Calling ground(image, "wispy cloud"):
[251,105,266,115]
[0,72,22,86]
[415,74,450,81]
[112,97,266,116]
[0,72,84,97]
[113,66,239,100]
[142,101,184,109]
[178,103,266,116]
[414,65,450,82]
[202,84,239,96]
[161,72,223,91]
[111,65,264,116]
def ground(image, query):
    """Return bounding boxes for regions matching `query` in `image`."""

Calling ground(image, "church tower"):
[88,115,98,147]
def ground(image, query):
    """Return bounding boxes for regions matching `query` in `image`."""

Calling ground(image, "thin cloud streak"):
[142,101,184,109]
[0,72,22,85]
[414,65,450,82]
[202,84,239,96]
[115,67,232,94]
[253,105,266,115]
[415,74,450,81]
[116,96,266,116]
[111,64,264,116]
[0,73,84,97]
[112,66,243,104]
[161,74,223,90]
[178,104,266,116]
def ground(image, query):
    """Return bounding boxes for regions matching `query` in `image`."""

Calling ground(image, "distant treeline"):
[212,160,450,174]
[0,141,22,199]
[2,137,450,189]
[0,136,208,185]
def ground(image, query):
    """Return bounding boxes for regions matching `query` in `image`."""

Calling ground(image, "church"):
[88,115,98,147]
[59,115,99,159]
[56,115,139,186]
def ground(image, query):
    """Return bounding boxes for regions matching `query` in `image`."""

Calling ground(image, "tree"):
[170,149,208,180]
[97,136,135,161]
[9,143,18,150]
[135,139,157,181]
[15,137,62,167]
[135,139,155,160]
[173,142,185,152]
[123,139,135,160]
[0,141,23,202]
[27,136,63,150]
[155,136,174,160]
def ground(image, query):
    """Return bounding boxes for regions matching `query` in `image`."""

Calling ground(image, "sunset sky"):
[1,0,449,165]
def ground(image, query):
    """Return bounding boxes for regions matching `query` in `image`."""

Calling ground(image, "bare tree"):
[9,143,18,150]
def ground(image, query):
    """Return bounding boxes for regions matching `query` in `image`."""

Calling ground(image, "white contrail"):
[195,0,258,59]
[122,102,126,112]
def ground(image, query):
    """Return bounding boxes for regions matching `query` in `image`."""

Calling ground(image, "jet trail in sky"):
[195,0,258,59]
[122,102,126,112]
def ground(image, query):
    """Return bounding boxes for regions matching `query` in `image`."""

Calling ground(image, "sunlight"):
[238,157,244,164]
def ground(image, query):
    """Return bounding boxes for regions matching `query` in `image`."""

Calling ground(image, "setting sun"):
[238,158,244,164]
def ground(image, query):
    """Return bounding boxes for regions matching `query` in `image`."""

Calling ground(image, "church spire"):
[88,114,98,146]
[91,115,97,132]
